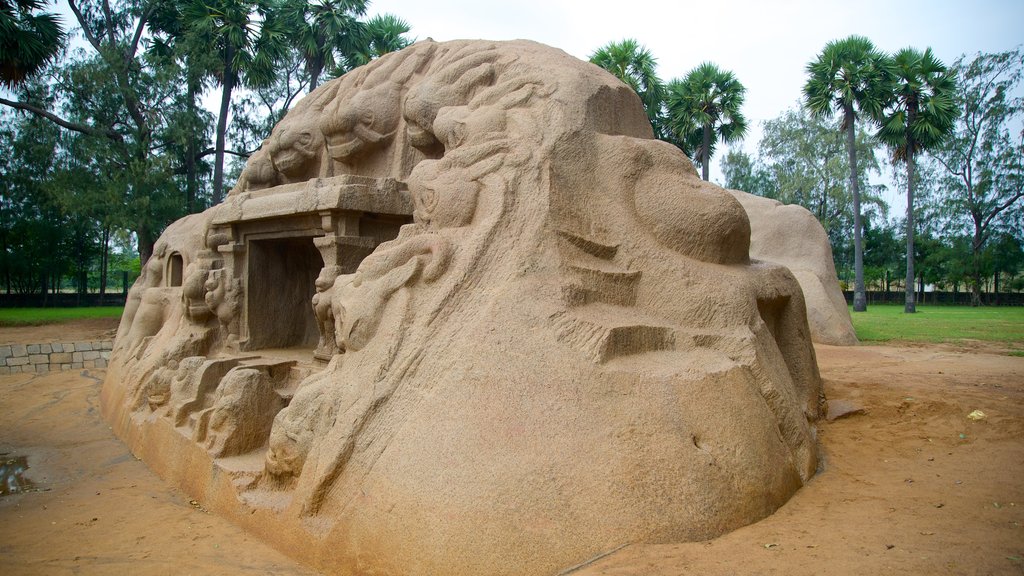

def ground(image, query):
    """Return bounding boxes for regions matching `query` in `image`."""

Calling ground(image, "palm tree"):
[666,62,748,181]
[589,39,665,133]
[804,35,892,312]
[0,0,66,88]
[877,47,956,313]
[182,0,288,203]
[281,0,367,91]
[346,13,412,69]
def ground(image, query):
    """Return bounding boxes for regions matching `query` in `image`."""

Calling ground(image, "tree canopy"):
[666,62,748,181]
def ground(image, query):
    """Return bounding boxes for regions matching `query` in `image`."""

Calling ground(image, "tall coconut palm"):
[182,0,288,203]
[877,47,956,313]
[0,0,66,88]
[666,62,748,181]
[804,35,892,312]
[589,39,666,132]
[281,0,367,91]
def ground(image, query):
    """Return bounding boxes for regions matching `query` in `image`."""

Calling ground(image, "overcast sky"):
[366,0,1024,205]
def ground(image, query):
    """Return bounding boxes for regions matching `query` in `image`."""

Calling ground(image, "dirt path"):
[0,322,318,576]
[1,320,1022,575]
[0,317,119,346]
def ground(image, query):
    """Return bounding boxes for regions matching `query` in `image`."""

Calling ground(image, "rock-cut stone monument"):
[102,39,825,576]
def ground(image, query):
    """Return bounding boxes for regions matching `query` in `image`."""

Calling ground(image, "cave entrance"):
[245,236,323,351]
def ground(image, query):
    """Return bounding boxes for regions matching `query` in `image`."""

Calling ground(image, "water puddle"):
[0,454,36,495]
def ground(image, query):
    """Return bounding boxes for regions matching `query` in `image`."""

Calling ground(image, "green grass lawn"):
[849,304,1024,346]
[0,307,124,327]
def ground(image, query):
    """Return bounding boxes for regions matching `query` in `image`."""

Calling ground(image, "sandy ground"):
[1,320,1022,576]
[0,317,119,346]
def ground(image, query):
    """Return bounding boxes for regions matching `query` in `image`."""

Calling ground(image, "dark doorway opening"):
[246,236,323,350]
[168,253,183,287]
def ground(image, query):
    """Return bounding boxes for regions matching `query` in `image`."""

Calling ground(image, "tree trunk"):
[185,75,199,213]
[138,226,155,269]
[99,225,110,300]
[212,45,236,205]
[701,123,712,181]
[994,271,1000,305]
[904,146,917,313]
[309,55,323,92]
[846,106,866,312]
[971,229,983,307]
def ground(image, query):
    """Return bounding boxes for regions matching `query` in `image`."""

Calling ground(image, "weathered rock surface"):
[102,39,824,576]
[728,189,858,346]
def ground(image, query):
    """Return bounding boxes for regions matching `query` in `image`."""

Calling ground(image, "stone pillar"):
[215,226,246,348]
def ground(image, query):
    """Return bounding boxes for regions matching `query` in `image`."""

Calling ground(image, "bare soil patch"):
[0,317,119,346]
[0,326,317,575]
[0,321,1021,575]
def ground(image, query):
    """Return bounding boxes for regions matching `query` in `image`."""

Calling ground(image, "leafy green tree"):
[1,0,191,264]
[345,13,412,69]
[281,0,367,91]
[862,218,903,296]
[0,104,111,298]
[988,232,1023,302]
[804,35,892,312]
[877,47,957,313]
[181,0,288,203]
[589,39,667,137]
[721,149,775,197]
[758,107,887,240]
[0,0,66,88]
[148,0,220,213]
[932,48,1024,306]
[666,62,748,181]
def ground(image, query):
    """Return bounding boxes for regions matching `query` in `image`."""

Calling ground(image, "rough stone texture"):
[7,356,29,367]
[29,354,47,364]
[727,189,858,346]
[27,344,40,354]
[826,398,867,421]
[101,40,823,576]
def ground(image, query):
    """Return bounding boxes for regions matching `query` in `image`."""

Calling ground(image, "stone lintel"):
[211,176,412,227]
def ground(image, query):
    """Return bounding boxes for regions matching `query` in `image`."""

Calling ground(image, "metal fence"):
[842,291,1024,306]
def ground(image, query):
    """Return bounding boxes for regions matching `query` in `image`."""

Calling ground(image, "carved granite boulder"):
[102,39,824,576]
[728,189,858,346]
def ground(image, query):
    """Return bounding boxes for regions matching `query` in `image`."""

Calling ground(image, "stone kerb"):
[0,340,113,374]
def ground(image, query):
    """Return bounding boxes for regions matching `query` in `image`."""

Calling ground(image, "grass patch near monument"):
[0,307,124,327]
[849,304,1024,345]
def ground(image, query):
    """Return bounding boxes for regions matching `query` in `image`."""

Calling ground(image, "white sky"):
[366,0,1024,210]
